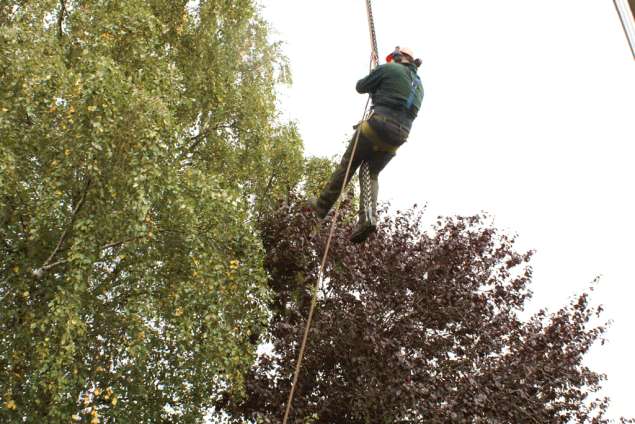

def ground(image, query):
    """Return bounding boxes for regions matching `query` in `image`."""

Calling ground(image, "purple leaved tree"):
[220,198,626,423]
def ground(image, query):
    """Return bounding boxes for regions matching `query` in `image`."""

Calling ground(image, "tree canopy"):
[1,1,304,422]
[223,200,618,423]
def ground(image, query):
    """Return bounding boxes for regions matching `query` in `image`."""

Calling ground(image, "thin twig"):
[34,235,145,277]
[57,0,67,39]
[41,178,91,269]
[263,169,277,196]
[38,258,69,273]
[180,122,233,161]
[262,157,283,200]
[184,131,208,156]
[101,236,144,251]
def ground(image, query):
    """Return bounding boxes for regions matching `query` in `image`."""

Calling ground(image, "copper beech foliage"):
[222,198,628,423]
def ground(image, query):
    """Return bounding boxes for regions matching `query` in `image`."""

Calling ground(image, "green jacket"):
[356,62,424,120]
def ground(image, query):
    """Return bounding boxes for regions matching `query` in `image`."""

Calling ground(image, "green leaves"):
[1,0,302,422]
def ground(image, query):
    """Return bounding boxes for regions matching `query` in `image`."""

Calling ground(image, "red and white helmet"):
[385,46,415,63]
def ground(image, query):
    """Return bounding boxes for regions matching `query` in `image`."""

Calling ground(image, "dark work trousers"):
[316,114,409,221]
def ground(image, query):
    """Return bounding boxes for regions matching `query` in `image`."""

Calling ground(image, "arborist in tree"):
[308,46,424,243]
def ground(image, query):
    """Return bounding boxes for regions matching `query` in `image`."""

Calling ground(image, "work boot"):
[305,198,327,220]
[350,218,376,244]
[350,206,377,244]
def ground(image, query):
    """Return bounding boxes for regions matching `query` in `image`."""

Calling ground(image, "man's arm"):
[356,65,385,94]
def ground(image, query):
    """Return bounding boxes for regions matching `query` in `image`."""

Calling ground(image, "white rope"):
[613,0,635,59]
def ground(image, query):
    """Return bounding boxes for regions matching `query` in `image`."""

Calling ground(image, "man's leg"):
[350,150,394,243]
[358,161,377,225]
[350,162,377,243]
[314,130,369,217]
[367,150,394,214]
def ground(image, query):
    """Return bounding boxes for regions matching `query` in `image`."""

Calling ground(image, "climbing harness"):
[281,1,379,423]
[405,72,422,112]
[359,119,399,154]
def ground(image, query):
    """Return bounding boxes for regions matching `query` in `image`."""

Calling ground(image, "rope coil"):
[281,1,380,423]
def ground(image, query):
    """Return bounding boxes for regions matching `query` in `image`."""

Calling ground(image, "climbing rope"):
[281,1,379,423]
[366,0,379,67]
[613,0,635,59]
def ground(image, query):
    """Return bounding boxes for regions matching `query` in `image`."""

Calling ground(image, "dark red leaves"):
[222,198,616,423]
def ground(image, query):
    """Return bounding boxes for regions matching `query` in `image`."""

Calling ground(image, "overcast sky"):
[261,0,635,419]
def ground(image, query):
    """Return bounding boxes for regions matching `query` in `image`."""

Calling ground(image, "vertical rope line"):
[281,96,372,424]
[624,0,635,54]
[366,0,379,66]
[281,2,380,422]
[613,0,635,59]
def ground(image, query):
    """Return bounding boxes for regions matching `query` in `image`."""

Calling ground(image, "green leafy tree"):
[0,0,303,422]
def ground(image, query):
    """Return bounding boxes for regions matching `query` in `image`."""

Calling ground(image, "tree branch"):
[33,235,145,278]
[185,131,208,155]
[33,178,91,277]
[263,168,278,198]
[57,0,67,39]
[42,178,91,267]
[179,122,232,160]
[101,236,144,251]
